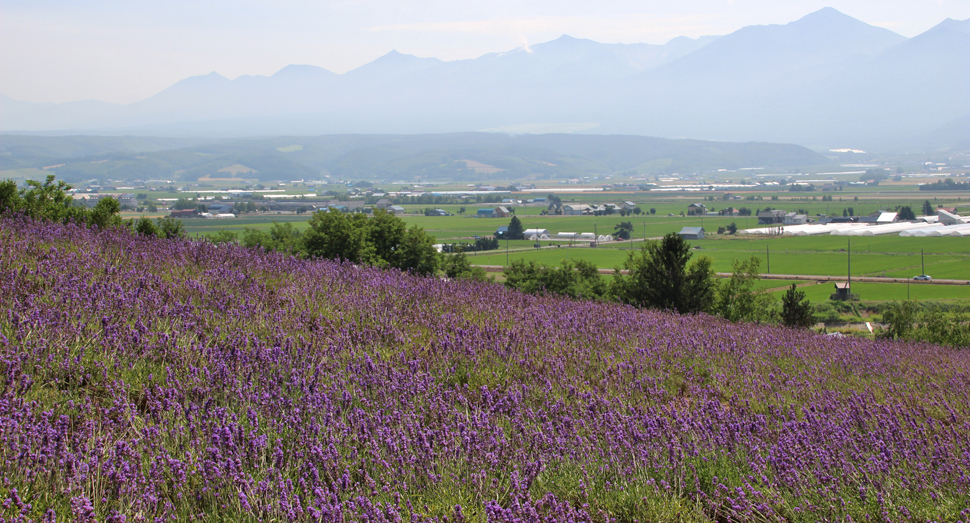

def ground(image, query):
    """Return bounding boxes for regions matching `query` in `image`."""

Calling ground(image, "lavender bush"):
[1,215,969,522]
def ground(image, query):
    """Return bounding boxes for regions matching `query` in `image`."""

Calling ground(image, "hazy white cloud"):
[369,14,723,43]
[1,0,969,104]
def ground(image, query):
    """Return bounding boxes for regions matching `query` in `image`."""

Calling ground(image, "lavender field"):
[1,215,969,522]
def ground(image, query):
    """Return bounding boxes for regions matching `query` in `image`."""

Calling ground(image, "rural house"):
[783,212,808,225]
[678,227,705,240]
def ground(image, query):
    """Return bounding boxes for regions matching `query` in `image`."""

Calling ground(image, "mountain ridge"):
[3,8,969,150]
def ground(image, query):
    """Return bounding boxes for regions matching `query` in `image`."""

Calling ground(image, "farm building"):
[858,211,898,224]
[620,201,637,211]
[678,227,705,240]
[118,194,138,209]
[375,199,393,210]
[476,209,495,218]
[563,204,592,215]
[784,212,808,225]
[169,209,199,219]
[758,210,787,224]
[388,205,406,214]
[937,210,965,225]
[523,228,550,240]
[494,207,511,218]
[495,226,509,238]
[207,204,235,214]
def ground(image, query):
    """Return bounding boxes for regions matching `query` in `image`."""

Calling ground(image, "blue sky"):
[2,0,969,104]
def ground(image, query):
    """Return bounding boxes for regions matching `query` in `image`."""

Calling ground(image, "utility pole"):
[921,248,925,275]
[766,245,770,274]
[506,232,509,268]
[847,238,851,287]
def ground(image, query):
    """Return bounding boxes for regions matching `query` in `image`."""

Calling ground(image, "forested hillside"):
[0,133,828,181]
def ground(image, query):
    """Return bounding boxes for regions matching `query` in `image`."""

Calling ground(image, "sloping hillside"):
[1,133,829,181]
[1,216,968,521]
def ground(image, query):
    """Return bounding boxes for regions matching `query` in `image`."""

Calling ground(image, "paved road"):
[475,265,970,285]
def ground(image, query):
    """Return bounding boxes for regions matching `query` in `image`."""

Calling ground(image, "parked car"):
[913,275,932,281]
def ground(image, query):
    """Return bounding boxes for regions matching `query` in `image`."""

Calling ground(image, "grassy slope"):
[2,217,970,522]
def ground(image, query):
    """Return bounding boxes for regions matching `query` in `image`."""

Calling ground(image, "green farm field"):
[169,186,970,303]
[179,212,750,241]
[766,281,970,302]
[178,211,969,280]
[463,244,968,278]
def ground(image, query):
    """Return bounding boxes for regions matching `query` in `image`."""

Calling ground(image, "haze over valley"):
[3,7,970,151]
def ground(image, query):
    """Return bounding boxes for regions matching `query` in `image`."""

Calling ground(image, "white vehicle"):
[913,275,932,281]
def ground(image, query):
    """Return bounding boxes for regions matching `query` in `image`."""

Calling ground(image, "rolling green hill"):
[0,132,828,182]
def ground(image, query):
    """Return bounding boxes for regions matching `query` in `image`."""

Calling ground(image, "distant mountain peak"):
[271,64,337,78]
[924,17,970,36]
[376,49,419,61]
[792,6,870,28]
[531,34,602,53]
[172,71,229,87]
[361,49,443,67]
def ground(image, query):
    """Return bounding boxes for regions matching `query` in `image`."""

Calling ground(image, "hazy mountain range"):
[3,7,969,150]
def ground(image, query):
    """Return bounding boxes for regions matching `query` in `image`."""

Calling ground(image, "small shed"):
[830,282,858,301]
[678,227,705,240]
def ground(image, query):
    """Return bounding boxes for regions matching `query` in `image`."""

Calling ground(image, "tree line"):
[0,175,184,239]
[503,233,816,329]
